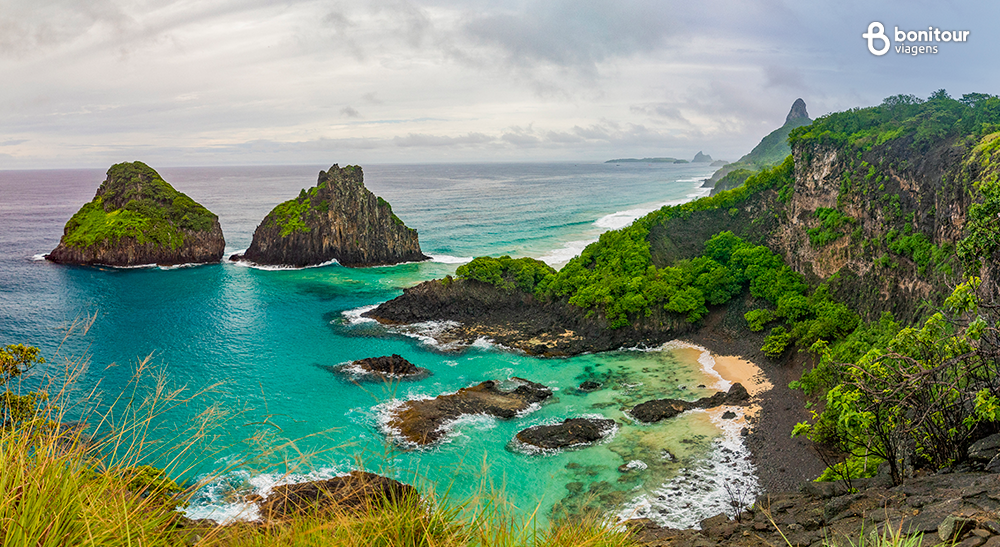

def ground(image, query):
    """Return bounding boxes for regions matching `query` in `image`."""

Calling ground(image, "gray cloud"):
[1,0,998,168]
[392,132,494,147]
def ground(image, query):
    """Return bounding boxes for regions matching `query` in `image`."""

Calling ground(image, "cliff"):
[232,164,427,268]
[46,162,225,267]
[370,91,1000,346]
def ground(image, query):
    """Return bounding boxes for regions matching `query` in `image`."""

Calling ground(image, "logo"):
[863,22,890,56]
[864,22,970,56]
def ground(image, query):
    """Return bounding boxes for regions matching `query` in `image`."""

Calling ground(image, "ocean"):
[0,161,758,526]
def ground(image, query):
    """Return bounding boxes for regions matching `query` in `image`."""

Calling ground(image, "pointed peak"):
[786,98,809,124]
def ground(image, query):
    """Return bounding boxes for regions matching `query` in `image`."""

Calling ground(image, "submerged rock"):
[630,383,750,423]
[515,417,616,450]
[256,471,419,520]
[47,162,225,267]
[386,378,552,445]
[336,354,429,380]
[231,164,428,267]
[579,380,602,392]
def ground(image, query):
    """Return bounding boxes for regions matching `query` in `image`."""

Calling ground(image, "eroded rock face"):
[256,471,419,520]
[515,417,616,450]
[232,164,428,267]
[386,378,552,445]
[629,383,749,423]
[47,162,225,267]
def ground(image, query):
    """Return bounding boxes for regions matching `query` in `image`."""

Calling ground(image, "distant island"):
[605,157,680,163]
[606,151,722,164]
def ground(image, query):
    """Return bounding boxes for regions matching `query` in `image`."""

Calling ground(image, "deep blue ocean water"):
[0,162,758,526]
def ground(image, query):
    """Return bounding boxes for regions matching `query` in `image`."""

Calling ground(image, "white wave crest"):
[231,258,340,271]
[183,465,347,524]
[341,304,379,325]
[429,254,473,264]
[617,407,760,529]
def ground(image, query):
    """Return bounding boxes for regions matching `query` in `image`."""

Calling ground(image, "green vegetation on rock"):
[61,162,217,250]
[532,157,795,329]
[789,90,1000,152]
[270,196,314,237]
[456,256,555,293]
[806,207,856,247]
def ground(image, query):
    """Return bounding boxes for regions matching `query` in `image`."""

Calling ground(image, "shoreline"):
[682,326,826,493]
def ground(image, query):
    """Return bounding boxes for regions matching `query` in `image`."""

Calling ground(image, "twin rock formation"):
[47,162,425,268]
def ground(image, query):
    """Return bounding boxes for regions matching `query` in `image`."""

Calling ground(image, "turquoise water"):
[0,162,757,526]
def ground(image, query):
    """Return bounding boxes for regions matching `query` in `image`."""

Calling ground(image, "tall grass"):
[1,321,641,546]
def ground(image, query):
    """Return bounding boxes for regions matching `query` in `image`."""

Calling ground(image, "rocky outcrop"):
[515,417,616,450]
[254,471,419,520]
[630,383,750,423]
[693,151,714,163]
[334,354,430,381]
[47,162,225,267]
[232,164,428,268]
[786,97,810,124]
[706,99,813,194]
[386,378,552,445]
[363,278,693,356]
[629,472,1000,547]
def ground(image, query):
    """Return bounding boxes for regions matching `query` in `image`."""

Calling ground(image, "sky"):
[0,0,997,168]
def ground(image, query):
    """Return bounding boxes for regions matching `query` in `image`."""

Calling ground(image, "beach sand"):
[682,320,827,493]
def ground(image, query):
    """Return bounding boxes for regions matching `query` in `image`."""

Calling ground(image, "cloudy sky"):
[0,0,996,168]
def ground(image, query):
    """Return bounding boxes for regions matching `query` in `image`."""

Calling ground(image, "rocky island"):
[231,164,428,268]
[385,378,552,446]
[46,161,225,267]
[332,354,431,381]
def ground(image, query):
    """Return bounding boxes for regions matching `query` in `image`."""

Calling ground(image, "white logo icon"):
[864,22,890,55]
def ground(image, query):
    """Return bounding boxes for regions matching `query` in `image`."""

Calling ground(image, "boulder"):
[630,383,751,424]
[969,433,1000,462]
[386,378,552,445]
[515,417,616,449]
[257,471,419,520]
[336,354,429,380]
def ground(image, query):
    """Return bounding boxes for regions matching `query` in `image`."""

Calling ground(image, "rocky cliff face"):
[47,162,225,267]
[232,164,428,267]
[770,135,971,322]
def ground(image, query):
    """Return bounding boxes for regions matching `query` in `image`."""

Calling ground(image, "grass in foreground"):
[1,329,639,547]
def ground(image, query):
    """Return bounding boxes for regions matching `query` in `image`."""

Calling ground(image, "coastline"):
[682,316,826,493]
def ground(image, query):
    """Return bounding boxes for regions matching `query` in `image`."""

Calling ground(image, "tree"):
[0,344,47,428]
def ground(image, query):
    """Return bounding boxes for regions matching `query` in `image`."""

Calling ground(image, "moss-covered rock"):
[47,162,225,266]
[231,164,428,267]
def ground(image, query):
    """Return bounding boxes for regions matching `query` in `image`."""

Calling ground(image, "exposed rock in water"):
[579,380,602,392]
[333,354,430,381]
[231,164,428,267]
[515,417,616,450]
[386,378,552,445]
[363,278,692,356]
[47,162,225,267]
[692,151,714,163]
[255,471,419,520]
[629,383,750,423]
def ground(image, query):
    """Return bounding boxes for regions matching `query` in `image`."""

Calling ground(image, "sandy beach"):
[681,321,827,493]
